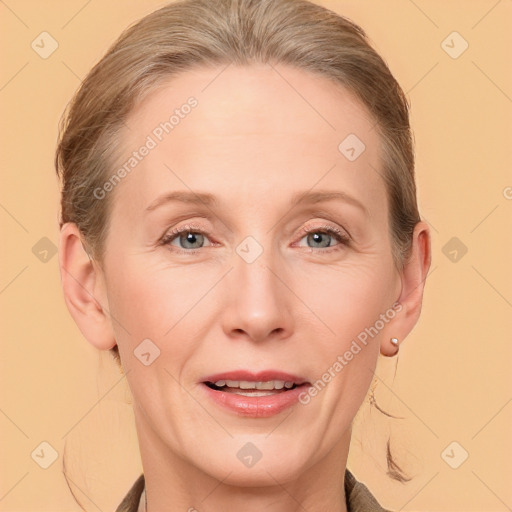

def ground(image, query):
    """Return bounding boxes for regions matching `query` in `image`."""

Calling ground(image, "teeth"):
[256,381,276,390]
[213,379,294,390]
[240,381,257,389]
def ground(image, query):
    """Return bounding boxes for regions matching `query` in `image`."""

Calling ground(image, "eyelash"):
[159,223,351,255]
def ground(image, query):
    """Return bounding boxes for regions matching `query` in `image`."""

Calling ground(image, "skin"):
[59,63,431,511]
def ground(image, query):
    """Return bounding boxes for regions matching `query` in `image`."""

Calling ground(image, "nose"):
[221,248,293,344]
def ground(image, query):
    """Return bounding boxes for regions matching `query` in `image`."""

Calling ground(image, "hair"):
[56,0,418,498]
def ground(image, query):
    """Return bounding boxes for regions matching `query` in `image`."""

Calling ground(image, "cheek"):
[292,266,392,429]
[292,261,395,382]
[105,258,214,381]
[105,260,186,345]
[298,262,394,338]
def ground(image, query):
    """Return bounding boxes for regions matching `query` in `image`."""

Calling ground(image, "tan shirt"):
[115,469,392,512]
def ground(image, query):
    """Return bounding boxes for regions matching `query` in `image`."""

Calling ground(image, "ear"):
[58,222,117,351]
[380,221,431,356]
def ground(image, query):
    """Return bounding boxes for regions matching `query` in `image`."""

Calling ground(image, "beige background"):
[1,0,511,510]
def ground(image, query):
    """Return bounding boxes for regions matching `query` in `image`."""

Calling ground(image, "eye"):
[159,223,351,255]
[159,224,213,253]
[295,225,350,252]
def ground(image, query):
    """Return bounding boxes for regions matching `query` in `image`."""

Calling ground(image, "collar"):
[116,468,392,512]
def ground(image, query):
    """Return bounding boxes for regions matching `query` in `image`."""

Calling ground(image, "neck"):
[134,412,351,512]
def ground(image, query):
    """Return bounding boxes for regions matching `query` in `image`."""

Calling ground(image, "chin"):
[194,444,310,487]
[209,463,304,488]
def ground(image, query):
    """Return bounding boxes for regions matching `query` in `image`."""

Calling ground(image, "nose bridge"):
[235,238,281,311]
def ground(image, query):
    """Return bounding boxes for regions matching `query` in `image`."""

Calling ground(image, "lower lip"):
[201,383,310,418]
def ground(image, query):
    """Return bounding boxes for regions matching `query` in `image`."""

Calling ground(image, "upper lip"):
[202,370,309,385]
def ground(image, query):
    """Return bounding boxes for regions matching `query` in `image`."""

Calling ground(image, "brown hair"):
[56,0,417,490]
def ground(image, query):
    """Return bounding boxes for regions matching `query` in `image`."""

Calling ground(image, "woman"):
[56,0,431,510]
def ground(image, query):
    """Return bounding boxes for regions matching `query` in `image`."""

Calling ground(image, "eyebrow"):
[145,189,368,216]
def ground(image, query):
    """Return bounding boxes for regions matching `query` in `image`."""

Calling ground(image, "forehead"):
[109,63,386,223]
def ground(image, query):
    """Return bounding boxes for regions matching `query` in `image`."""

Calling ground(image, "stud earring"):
[390,337,399,356]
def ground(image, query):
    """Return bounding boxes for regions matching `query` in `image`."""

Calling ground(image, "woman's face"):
[95,64,405,484]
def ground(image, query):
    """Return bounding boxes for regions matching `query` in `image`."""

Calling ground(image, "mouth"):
[200,370,311,417]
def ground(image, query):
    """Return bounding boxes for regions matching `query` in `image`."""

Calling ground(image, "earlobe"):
[58,222,117,351]
[380,221,432,356]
